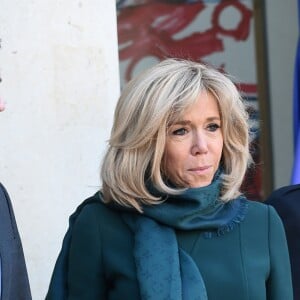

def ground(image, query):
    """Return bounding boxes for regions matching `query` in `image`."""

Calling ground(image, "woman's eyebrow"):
[172,117,220,125]
[170,120,191,126]
[206,117,221,122]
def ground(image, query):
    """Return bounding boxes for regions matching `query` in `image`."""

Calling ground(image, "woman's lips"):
[188,165,211,174]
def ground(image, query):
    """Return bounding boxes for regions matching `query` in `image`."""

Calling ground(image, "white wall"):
[265,0,298,188]
[0,1,119,298]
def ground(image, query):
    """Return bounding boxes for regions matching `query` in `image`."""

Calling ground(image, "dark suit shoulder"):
[265,185,300,220]
[0,183,32,299]
[0,182,19,240]
[264,185,300,232]
[266,184,300,203]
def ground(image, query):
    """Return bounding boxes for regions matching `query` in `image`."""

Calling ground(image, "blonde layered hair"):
[101,58,251,211]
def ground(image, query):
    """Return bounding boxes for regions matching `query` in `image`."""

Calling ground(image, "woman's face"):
[164,91,223,188]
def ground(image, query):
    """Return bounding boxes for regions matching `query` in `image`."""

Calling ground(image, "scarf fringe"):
[203,197,248,239]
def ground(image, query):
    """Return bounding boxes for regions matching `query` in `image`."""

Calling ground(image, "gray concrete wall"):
[265,0,298,189]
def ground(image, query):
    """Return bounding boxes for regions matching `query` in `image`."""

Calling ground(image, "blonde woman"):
[47,59,293,300]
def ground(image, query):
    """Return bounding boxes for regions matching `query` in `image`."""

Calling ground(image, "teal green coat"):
[48,193,293,300]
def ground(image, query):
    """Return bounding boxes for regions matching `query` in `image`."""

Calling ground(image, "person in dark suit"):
[0,99,31,299]
[265,184,300,300]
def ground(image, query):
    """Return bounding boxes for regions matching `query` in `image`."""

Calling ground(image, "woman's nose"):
[191,132,208,155]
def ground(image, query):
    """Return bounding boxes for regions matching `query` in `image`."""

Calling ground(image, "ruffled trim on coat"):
[203,197,249,239]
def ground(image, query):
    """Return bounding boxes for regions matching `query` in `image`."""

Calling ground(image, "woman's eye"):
[172,128,188,136]
[207,123,220,132]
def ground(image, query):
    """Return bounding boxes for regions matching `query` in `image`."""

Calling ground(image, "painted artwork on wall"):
[116,0,266,200]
